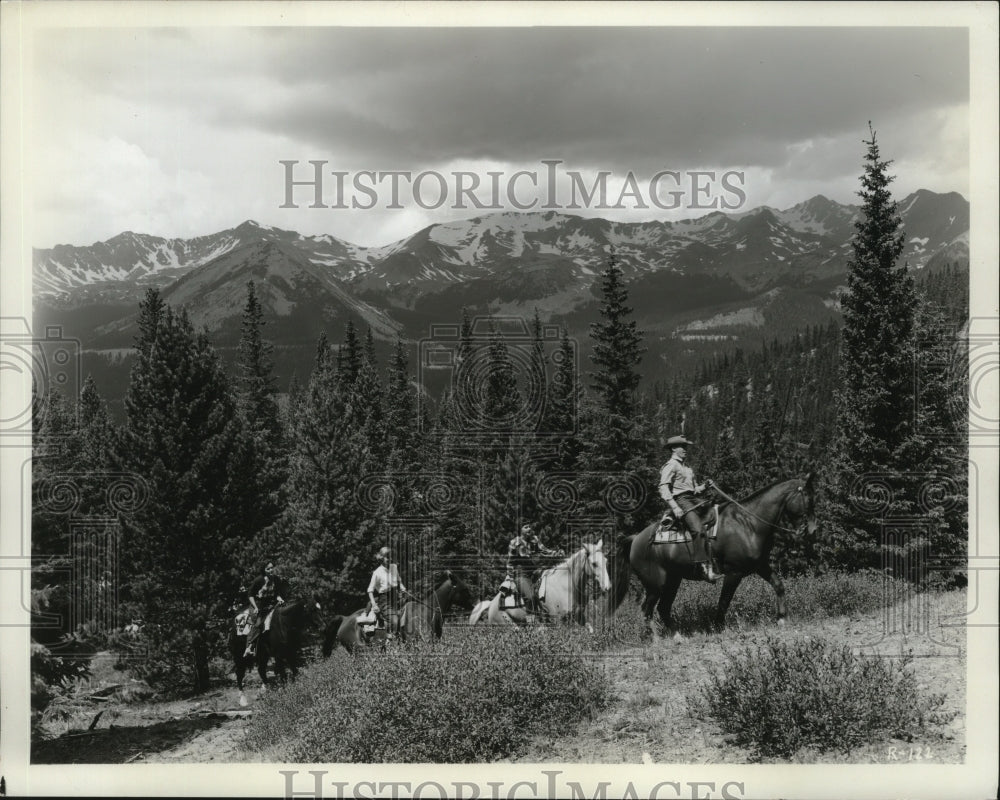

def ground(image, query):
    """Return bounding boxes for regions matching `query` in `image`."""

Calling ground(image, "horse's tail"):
[321,614,345,657]
[607,534,635,614]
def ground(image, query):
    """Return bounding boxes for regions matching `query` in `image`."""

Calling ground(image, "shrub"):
[243,626,612,762]
[599,570,900,642]
[693,636,955,759]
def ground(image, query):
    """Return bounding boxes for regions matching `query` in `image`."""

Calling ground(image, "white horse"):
[469,542,611,629]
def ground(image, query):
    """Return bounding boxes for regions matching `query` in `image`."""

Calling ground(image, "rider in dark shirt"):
[244,562,290,657]
[501,524,558,613]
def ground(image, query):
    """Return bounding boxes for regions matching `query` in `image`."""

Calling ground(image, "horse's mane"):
[724,477,798,506]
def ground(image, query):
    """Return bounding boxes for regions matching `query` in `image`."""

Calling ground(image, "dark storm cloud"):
[222,27,968,170]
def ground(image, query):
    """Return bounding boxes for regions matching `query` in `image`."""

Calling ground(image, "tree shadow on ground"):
[32,716,224,764]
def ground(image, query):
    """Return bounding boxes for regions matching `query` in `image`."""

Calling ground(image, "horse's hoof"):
[239,693,248,707]
[777,618,786,626]
[672,632,683,643]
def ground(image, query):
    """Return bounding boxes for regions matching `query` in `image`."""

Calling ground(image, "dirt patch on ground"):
[514,589,966,764]
[31,590,967,765]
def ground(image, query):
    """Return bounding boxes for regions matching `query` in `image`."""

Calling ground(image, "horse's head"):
[583,541,612,595]
[444,571,476,611]
[786,473,818,536]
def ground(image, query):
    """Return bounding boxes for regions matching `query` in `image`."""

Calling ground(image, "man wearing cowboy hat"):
[367,546,410,636]
[660,435,721,582]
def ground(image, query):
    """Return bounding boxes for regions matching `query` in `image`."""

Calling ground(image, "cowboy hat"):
[666,435,694,448]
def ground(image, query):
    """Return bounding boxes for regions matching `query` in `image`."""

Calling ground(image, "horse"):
[470,542,612,628]
[255,597,322,686]
[609,475,817,639]
[399,571,475,641]
[323,573,473,655]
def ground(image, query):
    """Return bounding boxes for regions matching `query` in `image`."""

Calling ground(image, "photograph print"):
[1,3,997,799]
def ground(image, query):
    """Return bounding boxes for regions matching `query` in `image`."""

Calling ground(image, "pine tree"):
[546,329,581,470]
[483,327,523,437]
[273,337,380,606]
[385,338,420,471]
[824,125,924,570]
[579,252,655,533]
[234,280,286,536]
[352,328,385,440]
[341,320,362,385]
[117,302,250,691]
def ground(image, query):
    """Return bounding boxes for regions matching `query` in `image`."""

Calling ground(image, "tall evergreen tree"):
[824,125,930,571]
[274,338,380,606]
[117,302,251,691]
[483,327,523,437]
[234,280,286,537]
[341,320,362,385]
[580,252,655,533]
[385,338,420,470]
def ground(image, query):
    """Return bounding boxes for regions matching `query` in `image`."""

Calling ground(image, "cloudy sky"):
[30,20,970,248]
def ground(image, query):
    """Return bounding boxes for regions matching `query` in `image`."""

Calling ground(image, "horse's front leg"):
[713,572,744,630]
[655,574,683,640]
[757,565,787,624]
[256,648,269,688]
[640,589,662,637]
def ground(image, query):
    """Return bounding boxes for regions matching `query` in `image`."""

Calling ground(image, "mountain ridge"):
[35,190,969,304]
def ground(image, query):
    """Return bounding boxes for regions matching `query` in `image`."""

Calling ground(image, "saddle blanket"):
[653,525,692,544]
[653,505,720,544]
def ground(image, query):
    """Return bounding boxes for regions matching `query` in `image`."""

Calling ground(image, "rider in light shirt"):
[368,546,409,635]
[659,435,721,583]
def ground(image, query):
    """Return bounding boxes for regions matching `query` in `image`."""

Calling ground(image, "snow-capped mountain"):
[34,191,968,307]
[34,220,368,301]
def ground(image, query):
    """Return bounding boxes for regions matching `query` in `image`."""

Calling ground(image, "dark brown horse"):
[609,475,817,638]
[323,572,473,655]
[399,571,475,640]
[256,598,322,686]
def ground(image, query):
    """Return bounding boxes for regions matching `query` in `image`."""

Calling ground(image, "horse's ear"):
[595,540,603,551]
[804,472,815,489]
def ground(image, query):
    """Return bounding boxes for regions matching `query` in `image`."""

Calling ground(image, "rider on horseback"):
[500,523,558,614]
[244,561,290,657]
[367,546,409,638]
[660,435,721,583]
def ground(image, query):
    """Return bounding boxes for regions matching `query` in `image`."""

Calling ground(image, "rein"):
[709,482,804,535]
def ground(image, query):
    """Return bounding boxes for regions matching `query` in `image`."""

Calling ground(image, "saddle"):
[653,504,720,544]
